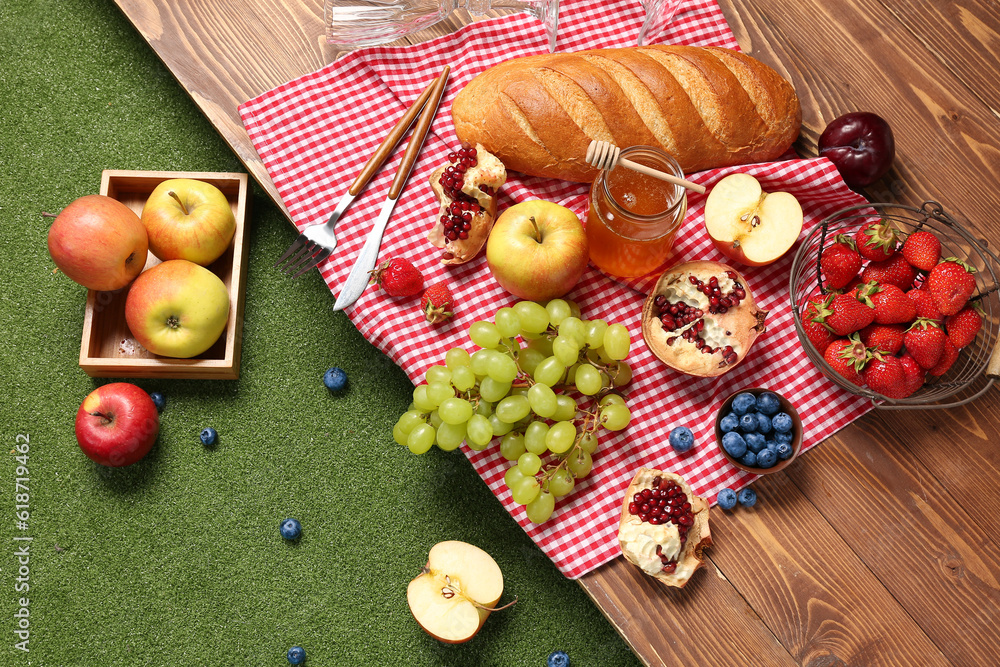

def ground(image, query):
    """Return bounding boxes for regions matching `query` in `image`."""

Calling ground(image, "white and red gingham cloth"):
[239,0,873,579]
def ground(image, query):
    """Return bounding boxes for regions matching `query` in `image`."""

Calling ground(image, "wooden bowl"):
[714,387,802,474]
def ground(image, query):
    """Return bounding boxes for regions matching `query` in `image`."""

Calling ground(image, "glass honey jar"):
[586,146,687,279]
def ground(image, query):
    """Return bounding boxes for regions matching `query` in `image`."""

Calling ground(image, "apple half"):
[407,540,506,643]
[704,173,803,267]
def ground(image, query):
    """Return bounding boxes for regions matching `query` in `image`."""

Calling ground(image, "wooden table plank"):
[110,1,1000,665]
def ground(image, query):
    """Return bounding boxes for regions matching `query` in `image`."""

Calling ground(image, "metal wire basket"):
[790,200,1000,409]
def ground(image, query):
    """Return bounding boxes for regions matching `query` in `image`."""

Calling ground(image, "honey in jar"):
[587,146,687,278]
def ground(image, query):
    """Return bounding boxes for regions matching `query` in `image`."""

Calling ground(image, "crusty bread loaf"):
[452,45,801,183]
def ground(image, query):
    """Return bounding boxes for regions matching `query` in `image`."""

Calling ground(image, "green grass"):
[0,1,642,665]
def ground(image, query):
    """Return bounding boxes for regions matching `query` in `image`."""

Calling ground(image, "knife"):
[333,66,450,312]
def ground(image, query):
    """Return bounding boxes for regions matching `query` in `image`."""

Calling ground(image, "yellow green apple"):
[141,179,236,266]
[124,259,230,358]
[47,194,149,291]
[486,200,589,301]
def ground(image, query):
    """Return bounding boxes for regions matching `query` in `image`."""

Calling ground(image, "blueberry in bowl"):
[715,388,802,474]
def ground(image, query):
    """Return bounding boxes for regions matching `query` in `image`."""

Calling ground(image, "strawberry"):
[863,353,909,398]
[821,235,862,289]
[859,323,905,355]
[822,292,875,336]
[945,304,983,348]
[901,230,941,271]
[928,337,960,377]
[906,288,943,322]
[823,335,868,386]
[927,258,977,316]
[860,253,918,291]
[898,353,927,397]
[854,219,898,262]
[870,284,917,324]
[420,282,455,323]
[903,318,947,370]
[369,257,424,297]
[802,294,837,352]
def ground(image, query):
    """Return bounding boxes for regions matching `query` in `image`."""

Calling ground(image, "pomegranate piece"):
[641,261,768,377]
[618,467,712,588]
[427,144,506,265]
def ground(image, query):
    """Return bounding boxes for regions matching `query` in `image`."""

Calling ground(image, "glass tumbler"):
[325,0,560,52]
[637,0,682,46]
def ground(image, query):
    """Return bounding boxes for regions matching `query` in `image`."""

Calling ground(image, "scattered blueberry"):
[280,518,302,541]
[668,426,695,454]
[287,646,306,665]
[738,488,757,507]
[772,412,793,433]
[756,391,781,416]
[719,412,740,433]
[745,432,766,453]
[721,432,747,459]
[323,367,348,392]
[731,392,757,416]
[149,391,166,413]
[756,448,777,469]
[547,650,571,667]
[716,488,738,510]
[739,450,758,468]
[739,413,758,433]
[199,427,218,446]
[776,442,793,460]
[756,413,772,434]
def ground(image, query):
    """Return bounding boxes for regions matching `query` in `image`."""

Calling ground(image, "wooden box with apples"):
[78,170,250,380]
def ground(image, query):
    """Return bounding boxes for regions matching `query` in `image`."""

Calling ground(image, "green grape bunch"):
[392,298,634,523]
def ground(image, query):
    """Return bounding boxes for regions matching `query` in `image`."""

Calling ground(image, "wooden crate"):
[79,170,250,379]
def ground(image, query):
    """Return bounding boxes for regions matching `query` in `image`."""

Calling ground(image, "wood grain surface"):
[111,0,1000,664]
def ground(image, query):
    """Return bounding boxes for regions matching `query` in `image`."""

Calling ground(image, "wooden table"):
[113,1,1000,664]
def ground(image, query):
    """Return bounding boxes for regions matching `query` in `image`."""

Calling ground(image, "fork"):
[274,76,442,278]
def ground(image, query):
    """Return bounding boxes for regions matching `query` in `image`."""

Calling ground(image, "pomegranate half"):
[641,260,768,377]
[618,467,712,588]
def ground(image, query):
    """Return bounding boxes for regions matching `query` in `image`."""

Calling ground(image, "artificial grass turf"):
[0,1,645,665]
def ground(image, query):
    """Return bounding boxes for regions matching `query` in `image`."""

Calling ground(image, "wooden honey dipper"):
[586,140,707,194]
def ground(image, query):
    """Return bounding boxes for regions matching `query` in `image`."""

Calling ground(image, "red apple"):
[818,112,896,189]
[703,173,803,267]
[485,200,589,301]
[407,541,506,643]
[47,194,149,291]
[74,383,159,467]
[141,178,236,266]
[125,259,230,358]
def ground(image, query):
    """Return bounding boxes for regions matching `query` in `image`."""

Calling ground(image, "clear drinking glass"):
[325,0,560,52]
[637,0,682,46]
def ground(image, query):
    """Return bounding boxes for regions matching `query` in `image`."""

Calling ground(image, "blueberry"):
[280,518,302,541]
[669,426,694,454]
[756,448,777,468]
[719,412,740,433]
[149,391,166,413]
[199,427,218,446]
[776,442,793,460]
[774,430,794,445]
[716,488,737,510]
[287,646,306,665]
[547,650,571,667]
[738,488,757,507]
[756,391,781,416]
[739,450,758,467]
[721,432,747,459]
[772,412,793,433]
[756,413,772,434]
[745,432,766,453]
[731,392,757,416]
[323,367,348,392]
[739,413,758,433]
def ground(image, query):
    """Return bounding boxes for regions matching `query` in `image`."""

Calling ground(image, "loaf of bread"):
[451,45,801,183]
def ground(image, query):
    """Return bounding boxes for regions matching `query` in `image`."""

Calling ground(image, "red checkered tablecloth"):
[239,0,873,579]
